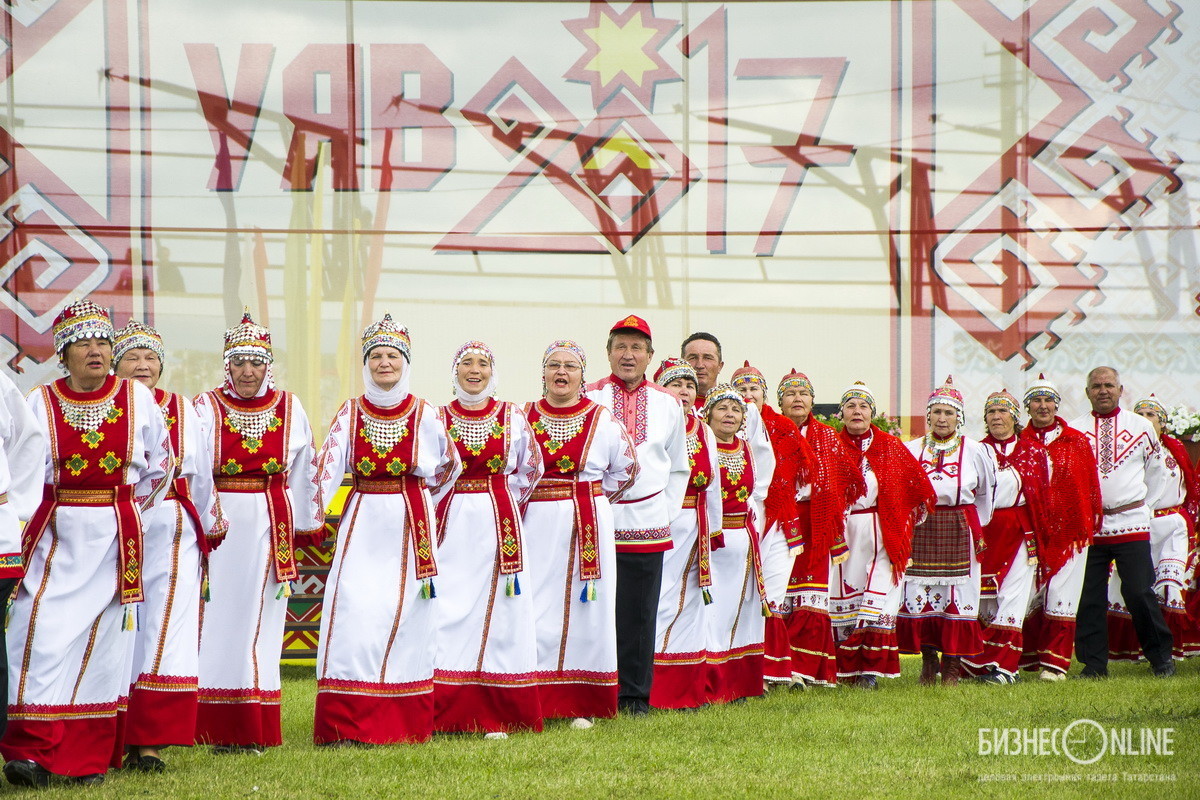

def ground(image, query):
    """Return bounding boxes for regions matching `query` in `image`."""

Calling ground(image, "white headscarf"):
[362,355,410,407]
[451,341,497,404]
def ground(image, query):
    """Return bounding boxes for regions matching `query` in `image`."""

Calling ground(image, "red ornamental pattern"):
[443,399,509,478]
[349,396,419,480]
[527,400,602,478]
[208,390,290,479]
[44,376,134,488]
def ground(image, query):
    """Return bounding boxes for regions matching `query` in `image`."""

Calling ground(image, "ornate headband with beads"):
[224,311,273,364]
[840,381,877,416]
[543,340,586,372]
[113,320,165,365]
[361,313,410,362]
[1134,395,1166,421]
[1023,373,1060,407]
[984,389,1021,421]
[654,357,696,387]
[927,374,964,417]
[731,360,767,391]
[453,340,492,368]
[703,382,746,419]
[776,368,813,405]
[52,299,113,354]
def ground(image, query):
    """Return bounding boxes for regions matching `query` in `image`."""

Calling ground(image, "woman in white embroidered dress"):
[703,384,770,704]
[434,341,543,737]
[522,340,636,728]
[899,376,997,685]
[649,358,721,710]
[313,315,460,746]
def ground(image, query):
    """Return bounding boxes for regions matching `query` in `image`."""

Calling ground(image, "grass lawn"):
[24,658,1198,799]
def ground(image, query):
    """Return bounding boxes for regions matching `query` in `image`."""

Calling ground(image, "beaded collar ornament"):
[113,320,165,365]
[717,441,747,482]
[52,299,113,354]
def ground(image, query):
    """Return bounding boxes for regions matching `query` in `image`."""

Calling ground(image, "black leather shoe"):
[3,760,51,788]
[1152,661,1176,678]
[136,755,166,772]
[72,773,106,786]
[1074,668,1108,679]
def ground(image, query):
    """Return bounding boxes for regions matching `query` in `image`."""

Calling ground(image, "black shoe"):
[1074,668,1108,679]
[3,760,51,788]
[856,675,878,690]
[72,773,106,786]
[135,755,166,773]
[1152,661,1176,678]
[980,668,1012,685]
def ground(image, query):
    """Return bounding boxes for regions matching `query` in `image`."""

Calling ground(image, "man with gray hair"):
[1070,366,1173,678]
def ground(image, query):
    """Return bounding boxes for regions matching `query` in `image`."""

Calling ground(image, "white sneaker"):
[569,717,594,730]
[483,731,508,740]
[1039,669,1066,682]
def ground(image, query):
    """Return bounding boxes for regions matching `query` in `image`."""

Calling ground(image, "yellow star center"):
[583,13,660,89]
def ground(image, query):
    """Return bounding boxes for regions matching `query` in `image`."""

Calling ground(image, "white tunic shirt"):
[1070,408,1166,543]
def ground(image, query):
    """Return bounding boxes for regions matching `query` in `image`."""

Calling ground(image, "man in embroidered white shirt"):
[1071,366,1173,678]
[587,315,688,715]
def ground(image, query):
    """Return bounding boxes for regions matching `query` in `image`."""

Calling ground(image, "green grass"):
[25,659,1199,799]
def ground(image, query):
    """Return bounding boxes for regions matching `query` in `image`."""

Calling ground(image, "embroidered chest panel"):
[350,397,420,479]
[44,378,135,488]
[611,384,649,446]
[919,442,964,479]
[717,440,753,513]
[1091,417,1147,476]
[443,400,509,478]
[527,401,601,478]
[211,391,290,477]
[685,419,712,495]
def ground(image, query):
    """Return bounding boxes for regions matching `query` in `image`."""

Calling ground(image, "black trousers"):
[615,551,664,708]
[0,577,17,740]
[1075,539,1173,673]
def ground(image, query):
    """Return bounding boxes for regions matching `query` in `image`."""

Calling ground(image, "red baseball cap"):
[610,314,652,339]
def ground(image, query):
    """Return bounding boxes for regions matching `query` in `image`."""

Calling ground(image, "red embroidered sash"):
[527,399,603,582]
[348,397,436,580]
[438,400,522,576]
[209,389,297,581]
[684,418,714,590]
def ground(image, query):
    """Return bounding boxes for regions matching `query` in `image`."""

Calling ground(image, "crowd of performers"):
[0,299,1195,787]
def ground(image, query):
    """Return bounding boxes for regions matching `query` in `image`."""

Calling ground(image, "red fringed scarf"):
[800,417,865,555]
[982,432,1051,534]
[759,405,815,548]
[1020,417,1102,580]
[839,426,935,582]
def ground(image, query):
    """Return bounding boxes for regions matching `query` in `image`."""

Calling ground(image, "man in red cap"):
[587,315,688,715]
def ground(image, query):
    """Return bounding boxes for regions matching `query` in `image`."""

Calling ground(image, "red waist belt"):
[215,473,298,582]
[1103,500,1144,516]
[531,479,602,583]
[25,484,143,604]
[350,476,437,580]
[1154,504,1183,519]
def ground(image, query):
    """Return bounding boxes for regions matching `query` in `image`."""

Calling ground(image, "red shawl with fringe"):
[982,432,1051,534]
[1020,417,1102,580]
[760,405,815,548]
[794,415,865,554]
[1161,435,1200,535]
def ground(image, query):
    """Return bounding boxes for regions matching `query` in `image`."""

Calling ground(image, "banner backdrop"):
[1,0,1196,434]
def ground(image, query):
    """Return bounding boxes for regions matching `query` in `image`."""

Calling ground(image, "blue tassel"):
[702,587,713,606]
[513,574,521,596]
[420,578,436,599]
[580,583,589,603]
[428,579,436,599]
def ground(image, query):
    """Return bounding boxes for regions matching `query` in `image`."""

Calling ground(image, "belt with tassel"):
[720,508,768,614]
[682,490,714,601]
[25,484,144,605]
[438,475,523,579]
[531,478,602,587]
[215,473,298,583]
[351,477,438,585]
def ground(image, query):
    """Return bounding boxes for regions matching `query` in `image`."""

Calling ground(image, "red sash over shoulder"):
[716,439,766,607]
[683,416,714,591]
[208,388,299,582]
[526,398,604,583]
[25,375,144,604]
[156,389,221,554]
